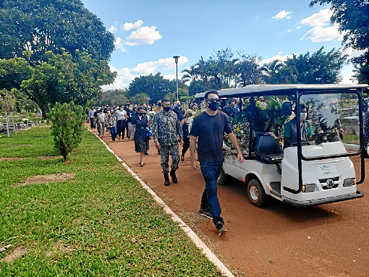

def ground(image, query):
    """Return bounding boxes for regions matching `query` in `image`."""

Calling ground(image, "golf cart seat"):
[255,133,284,164]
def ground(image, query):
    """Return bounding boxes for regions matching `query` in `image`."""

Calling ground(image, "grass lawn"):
[0,127,221,276]
[342,134,360,145]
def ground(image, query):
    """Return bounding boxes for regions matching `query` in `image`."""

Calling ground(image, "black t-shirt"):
[173,107,184,122]
[190,111,233,162]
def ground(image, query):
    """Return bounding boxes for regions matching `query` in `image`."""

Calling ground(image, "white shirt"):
[116,109,127,120]
[89,109,95,118]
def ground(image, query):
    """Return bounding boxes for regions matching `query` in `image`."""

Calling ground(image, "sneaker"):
[198,208,213,219]
[215,221,227,236]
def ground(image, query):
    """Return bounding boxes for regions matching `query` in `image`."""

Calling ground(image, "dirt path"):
[91,126,369,277]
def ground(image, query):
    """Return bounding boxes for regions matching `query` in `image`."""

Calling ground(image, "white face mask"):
[300,112,307,120]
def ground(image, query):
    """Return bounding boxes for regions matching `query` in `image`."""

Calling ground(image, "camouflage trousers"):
[160,144,180,174]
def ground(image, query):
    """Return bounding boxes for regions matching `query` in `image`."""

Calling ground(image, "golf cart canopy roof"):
[195,84,369,99]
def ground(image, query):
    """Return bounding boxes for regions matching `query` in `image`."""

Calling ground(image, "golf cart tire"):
[247,178,268,207]
[217,168,229,186]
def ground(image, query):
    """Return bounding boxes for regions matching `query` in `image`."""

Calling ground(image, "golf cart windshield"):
[298,91,361,159]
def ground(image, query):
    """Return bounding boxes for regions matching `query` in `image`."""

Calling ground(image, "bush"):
[48,102,84,161]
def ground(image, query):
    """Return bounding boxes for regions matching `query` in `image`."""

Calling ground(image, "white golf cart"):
[195,84,368,207]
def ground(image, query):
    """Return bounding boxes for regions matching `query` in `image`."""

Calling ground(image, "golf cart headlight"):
[343,178,356,187]
[302,184,316,193]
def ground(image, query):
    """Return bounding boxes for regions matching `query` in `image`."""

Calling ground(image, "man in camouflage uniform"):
[152,99,183,186]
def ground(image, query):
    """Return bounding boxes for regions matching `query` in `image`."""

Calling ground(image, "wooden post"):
[11,113,16,136]
[5,113,10,137]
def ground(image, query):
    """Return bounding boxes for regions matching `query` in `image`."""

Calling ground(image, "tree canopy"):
[310,0,369,83]
[0,0,117,117]
[282,47,347,84]
[0,0,115,62]
[128,73,175,104]
[19,50,116,117]
[182,47,346,92]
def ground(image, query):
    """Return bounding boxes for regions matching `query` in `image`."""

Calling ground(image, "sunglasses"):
[207,98,221,103]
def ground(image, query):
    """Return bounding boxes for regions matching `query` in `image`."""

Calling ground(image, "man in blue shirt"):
[190,90,244,235]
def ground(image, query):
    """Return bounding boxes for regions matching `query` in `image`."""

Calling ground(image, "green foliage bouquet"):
[48,102,84,161]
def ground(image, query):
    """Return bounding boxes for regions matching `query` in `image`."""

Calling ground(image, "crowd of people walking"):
[88,100,200,170]
[87,94,244,235]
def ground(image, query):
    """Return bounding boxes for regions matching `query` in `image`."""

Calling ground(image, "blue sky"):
[81,0,363,90]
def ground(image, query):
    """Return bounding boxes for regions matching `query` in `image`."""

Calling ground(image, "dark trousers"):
[90,118,95,128]
[117,120,124,138]
[181,136,190,157]
[200,160,223,225]
[122,120,129,139]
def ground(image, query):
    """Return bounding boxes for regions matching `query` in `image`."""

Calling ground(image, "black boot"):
[170,170,178,183]
[164,173,170,186]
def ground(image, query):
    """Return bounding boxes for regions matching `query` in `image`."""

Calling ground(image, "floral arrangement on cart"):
[223,97,289,158]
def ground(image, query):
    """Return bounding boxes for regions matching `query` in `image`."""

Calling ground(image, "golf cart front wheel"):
[247,178,268,207]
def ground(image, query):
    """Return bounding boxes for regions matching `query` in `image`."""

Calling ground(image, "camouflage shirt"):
[152,110,183,146]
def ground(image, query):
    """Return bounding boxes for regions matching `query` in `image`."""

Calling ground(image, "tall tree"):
[181,65,198,84]
[260,60,285,84]
[0,57,33,90]
[20,50,116,117]
[310,0,369,83]
[128,73,175,104]
[0,0,116,117]
[0,0,115,62]
[284,47,347,84]
[92,89,129,107]
[262,47,346,84]
[235,54,263,87]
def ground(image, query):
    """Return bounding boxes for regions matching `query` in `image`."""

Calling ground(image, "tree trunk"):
[40,103,50,119]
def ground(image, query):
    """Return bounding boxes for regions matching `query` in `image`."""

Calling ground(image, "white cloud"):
[102,65,134,90]
[108,25,117,33]
[272,10,292,20]
[122,20,143,31]
[300,9,342,42]
[114,37,126,52]
[102,56,189,90]
[342,47,365,59]
[287,29,291,32]
[301,9,331,27]
[125,26,162,46]
[261,53,296,65]
[297,26,301,30]
[131,56,188,75]
[300,25,341,42]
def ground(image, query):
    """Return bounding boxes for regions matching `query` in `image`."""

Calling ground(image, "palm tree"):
[181,65,198,83]
[260,60,285,84]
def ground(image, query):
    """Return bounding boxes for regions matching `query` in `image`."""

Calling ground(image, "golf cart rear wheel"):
[247,178,267,207]
[217,168,229,186]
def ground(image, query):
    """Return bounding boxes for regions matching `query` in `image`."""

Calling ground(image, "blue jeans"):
[110,126,117,141]
[200,160,223,225]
